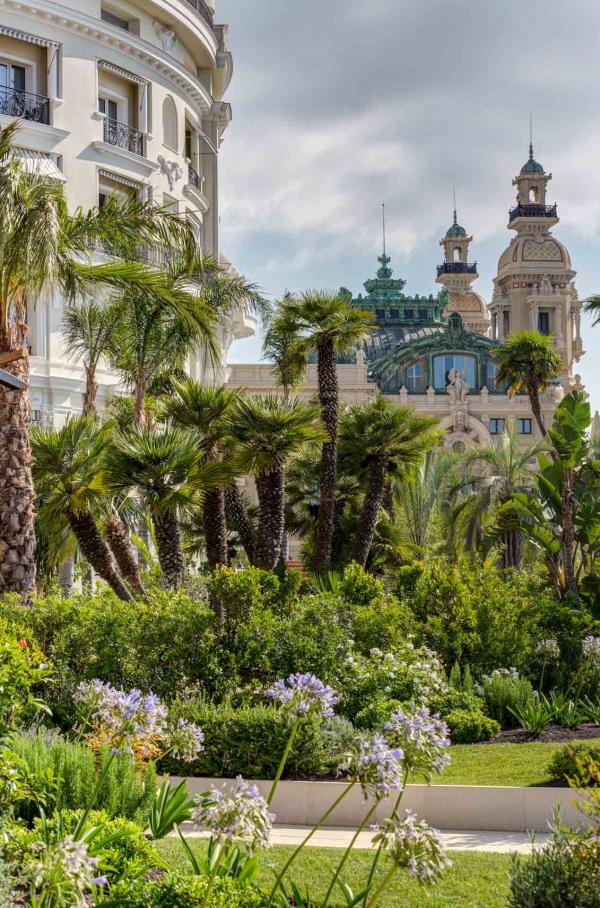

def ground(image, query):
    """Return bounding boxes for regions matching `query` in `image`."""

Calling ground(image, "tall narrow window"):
[538,311,550,335]
[162,95,178,151]
[0,63,26,93]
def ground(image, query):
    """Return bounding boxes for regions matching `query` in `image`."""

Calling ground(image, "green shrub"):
[547,743,600,786]
[107,875,266,907]
[482,671,535,727]
[353,697,402,730]
[9,730,156,822]
[444,708,500,743]
[320,717,359,772]
[161,701,328,779]
[0,623,51,732]
[509,835,600,907]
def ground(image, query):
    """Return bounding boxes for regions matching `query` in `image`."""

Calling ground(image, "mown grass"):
[423,738,599,787]
[158,840,512,908]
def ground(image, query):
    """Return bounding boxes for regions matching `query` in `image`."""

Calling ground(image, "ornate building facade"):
[1,0,254,426]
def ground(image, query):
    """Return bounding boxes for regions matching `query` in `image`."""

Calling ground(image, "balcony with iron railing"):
[103,117,144,157]
[0,86,49,125]
[436,262,477,277]
[188,162,203,190]
[508,203,558,222]
[182,0,214,29]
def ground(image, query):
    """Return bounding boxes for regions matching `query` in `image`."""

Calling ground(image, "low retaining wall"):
[171,777,586,833]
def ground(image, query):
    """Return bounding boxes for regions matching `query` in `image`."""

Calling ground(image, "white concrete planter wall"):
[171,777,587,833]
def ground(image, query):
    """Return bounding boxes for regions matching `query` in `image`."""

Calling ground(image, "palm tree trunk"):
[82,365,98,417]
[254,463,285,570]
[203,488,229,569]
[0,348,36,596]
[133,371,147,428]
[500,529,523,570]
[224,485,255,562]
[529,386,547,437]
[315,338,338,573]
[58,556,74,596]
[153,511,185,588]
[352,455,387,568]
[561,467,578,598]
[104,516,146,597]
[66,509,132,601]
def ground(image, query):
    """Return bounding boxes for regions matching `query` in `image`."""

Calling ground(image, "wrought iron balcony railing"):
[103,118,144,156]
[188,163,203,191]
[182,0,214,29]
[436,262,477,277]
[508,203,557,222]
[0,87,49,124]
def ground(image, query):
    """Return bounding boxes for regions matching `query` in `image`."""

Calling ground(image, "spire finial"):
[529,113,534,160]
[453,185,457,225]
[382,202,386,256]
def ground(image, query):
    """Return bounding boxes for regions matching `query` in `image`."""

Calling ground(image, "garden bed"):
[483,722,600,744]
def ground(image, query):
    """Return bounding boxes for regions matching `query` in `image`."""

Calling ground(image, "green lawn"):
[420,738,598,787]
[158,840,512,907]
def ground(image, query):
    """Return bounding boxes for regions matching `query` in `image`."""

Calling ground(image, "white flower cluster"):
[346,644,447,703]
[372,812,451,883]
[29,836,106,907]
[192,776,274,852]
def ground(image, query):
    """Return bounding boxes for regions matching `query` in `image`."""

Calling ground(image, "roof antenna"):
[382,202,386,256]
[529,113,534,160]
[453,185,457,224]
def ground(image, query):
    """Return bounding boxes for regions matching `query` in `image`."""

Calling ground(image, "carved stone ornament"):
[158,155,183,191]
[153,21,177,52]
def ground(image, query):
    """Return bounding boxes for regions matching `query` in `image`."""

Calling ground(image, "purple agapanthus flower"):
[192,775,274,852]
[384,703,451,779]
[167,719,205,762]
[349,734,404,800]
[372,811,451,882]
[74,680,167,757]
[267,673,338,718]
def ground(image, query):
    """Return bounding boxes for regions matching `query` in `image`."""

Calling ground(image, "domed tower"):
[490,144,584,384]
[436,209,490,335]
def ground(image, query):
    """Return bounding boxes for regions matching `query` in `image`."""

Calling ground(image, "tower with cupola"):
[490,144,583,385]
[435,209,490,335]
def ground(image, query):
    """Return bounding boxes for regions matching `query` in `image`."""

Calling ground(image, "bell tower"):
[491,143,583,384]
[436,207,490,335]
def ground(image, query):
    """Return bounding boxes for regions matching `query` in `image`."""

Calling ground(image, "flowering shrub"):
[74,680,168,759]
[266,673,338,718]
[0,626,50,732]
[480,669,535,727]
[341,643,447,721]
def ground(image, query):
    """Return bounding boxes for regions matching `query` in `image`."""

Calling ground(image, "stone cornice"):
[0,0,215,115]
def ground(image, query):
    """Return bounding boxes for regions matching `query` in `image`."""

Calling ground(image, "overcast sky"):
[218,0,600,409]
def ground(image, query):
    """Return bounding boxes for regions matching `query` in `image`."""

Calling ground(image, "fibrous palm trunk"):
[104,516,147,597]
[315,338,338,573]
[204,488,229,569]
[254,464,285,571]
[224,485,255,562]
[499,529,523,570]
[0,350,36,596]
[352,454,387,568]
[66,509,132,602]
[529,386,547,438]
[57,556,74,596]
[82,365,98,417]
[153,511,185,588]
[561,467,578,598]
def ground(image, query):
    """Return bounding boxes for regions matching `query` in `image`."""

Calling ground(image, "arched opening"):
[528,186,539,203]
[162,95,178,151]
[453,247,462,262]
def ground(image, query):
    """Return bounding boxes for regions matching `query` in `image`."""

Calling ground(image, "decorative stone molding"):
[153,21,177,53]
[158,155,183,190]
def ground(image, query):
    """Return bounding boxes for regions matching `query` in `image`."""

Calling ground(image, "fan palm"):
[104,426,229,587]
[227,394,328,570]
[339,397,440,567]
[31,416,132,601]
[270,291,375,572]
[495,330,562,437]
[62,299,119,416]
[0,121,197,595]
[163,380,242,568]
[447,424,548,568]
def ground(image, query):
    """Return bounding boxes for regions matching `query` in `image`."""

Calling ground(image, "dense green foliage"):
[547,743,600,785]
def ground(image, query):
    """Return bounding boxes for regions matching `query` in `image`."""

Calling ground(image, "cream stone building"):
[0,0,255,425]
[231,144,584,452]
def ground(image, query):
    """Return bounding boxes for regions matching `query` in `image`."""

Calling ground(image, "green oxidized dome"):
[520,143,544,174]
[446,209,466,237]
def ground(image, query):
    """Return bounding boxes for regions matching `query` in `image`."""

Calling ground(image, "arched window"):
[453,247,462,262]
[528,186,539,203]
[433,354,476,390]
[162,95,178,151]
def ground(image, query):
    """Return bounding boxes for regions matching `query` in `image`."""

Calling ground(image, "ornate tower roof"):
[520,142,544,174]
[445,209,467,237]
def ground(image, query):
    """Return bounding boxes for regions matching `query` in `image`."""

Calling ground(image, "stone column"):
[528,299,538,330]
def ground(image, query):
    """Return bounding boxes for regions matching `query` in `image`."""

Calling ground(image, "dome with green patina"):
[520,144,544,174]
[446,220,466,238]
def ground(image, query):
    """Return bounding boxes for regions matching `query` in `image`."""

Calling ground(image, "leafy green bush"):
[161,701,329,779]
[509,834,600,907]
[482,670,535,727]
[547,743,600,786]
[106,875,266,907]
[0,623,50,732]
[444,709,500,743]
[9,730,156,822]
[354,697,401,730]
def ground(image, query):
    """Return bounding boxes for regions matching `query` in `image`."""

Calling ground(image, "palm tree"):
[495,331,562,437]
[105,426,228,587]
[396,451,453,552]
[31,416,132,601]
[447,424,548,568]
[63,299,119,417]
[339,397,440,568]
[0,122,197,595]
[163,380,241,569]
[227,394,328,570]
[272,291,375,572]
